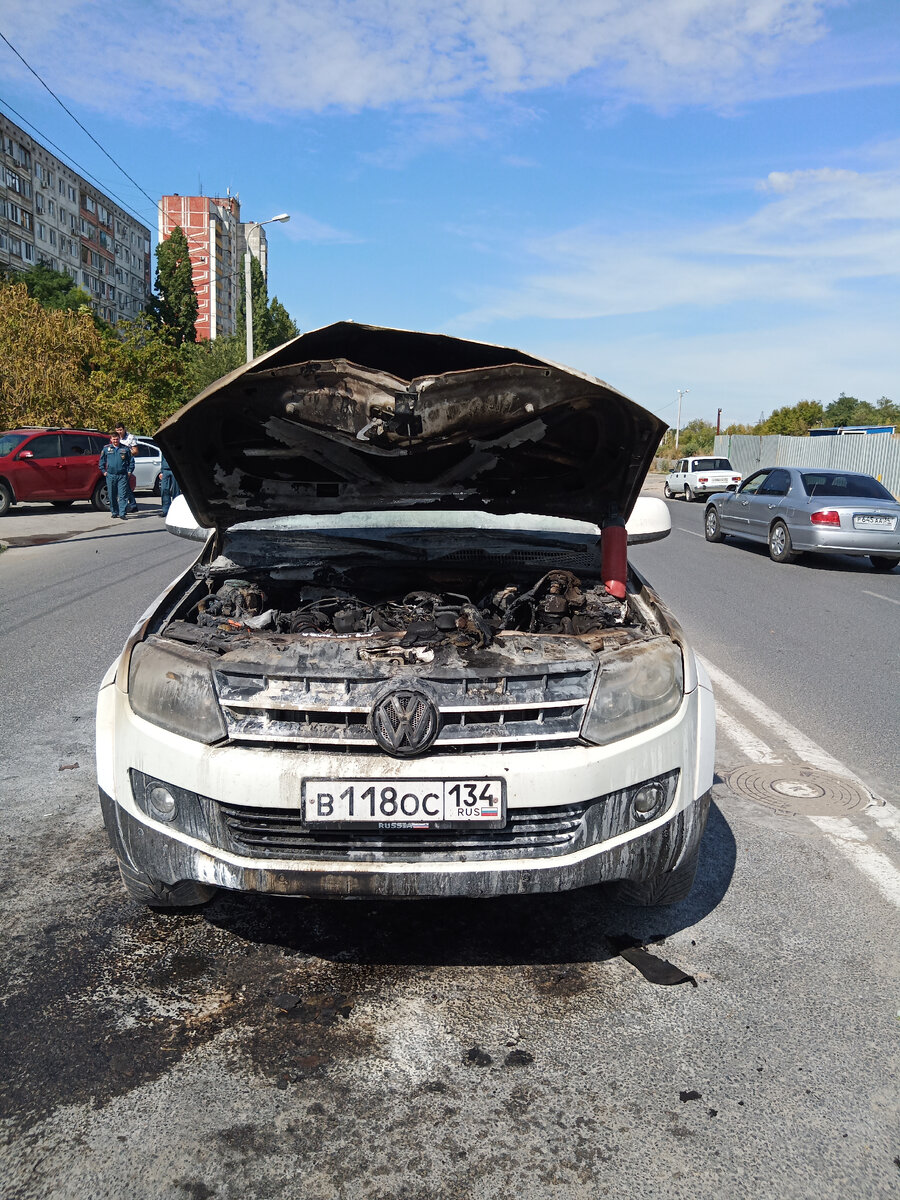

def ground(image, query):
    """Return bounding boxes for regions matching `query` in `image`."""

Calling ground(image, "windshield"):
[0,433,28,457]
[801,472,894,501]
[692,458,732,471]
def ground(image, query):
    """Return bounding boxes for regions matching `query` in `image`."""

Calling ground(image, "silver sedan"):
[703,466,900,570]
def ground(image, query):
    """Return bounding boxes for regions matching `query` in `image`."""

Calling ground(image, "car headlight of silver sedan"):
[582,639,684,745]
[128,640,226,744]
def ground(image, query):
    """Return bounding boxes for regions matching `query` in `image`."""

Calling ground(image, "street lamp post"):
[675,388,689,450]
[245,213,290,362]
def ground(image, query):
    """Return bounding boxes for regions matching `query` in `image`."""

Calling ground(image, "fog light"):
[147,785,177,822]
[633,783,666,820]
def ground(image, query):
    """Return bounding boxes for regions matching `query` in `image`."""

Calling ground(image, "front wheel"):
[91,478,108,511]
[664,482,674,498]
[0,481,12,516]
[152,478,161,497]
[684,484,694,502]
[870,555,900,572]
[705,506,725,543]
[768,519,797,564]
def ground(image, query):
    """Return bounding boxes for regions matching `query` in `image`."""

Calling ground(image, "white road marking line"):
[700,656,857,780]
[716,707,782,764]
[862,590,900,606]
[866,802,900,849]
[807,817,900,908]
[675,527,705,538]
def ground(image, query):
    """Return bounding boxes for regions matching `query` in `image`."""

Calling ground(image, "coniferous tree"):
[153,226,198,345]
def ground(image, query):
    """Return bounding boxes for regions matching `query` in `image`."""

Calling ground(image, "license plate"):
[854,514,896,530]
[302,778,506,829]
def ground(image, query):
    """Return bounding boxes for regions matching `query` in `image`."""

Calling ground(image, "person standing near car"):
[158,453,180,516]
[114,422,139,513]
[99,432,132,520]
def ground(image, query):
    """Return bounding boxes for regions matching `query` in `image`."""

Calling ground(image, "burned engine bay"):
[161,559,660,664]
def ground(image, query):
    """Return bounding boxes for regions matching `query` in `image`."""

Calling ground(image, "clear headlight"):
[582,639,684,746]
[128,639,226,744]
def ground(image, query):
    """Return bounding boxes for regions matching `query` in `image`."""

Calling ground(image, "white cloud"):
[452,162,900,323]
[0,0,872,118]
[278,213,361,244]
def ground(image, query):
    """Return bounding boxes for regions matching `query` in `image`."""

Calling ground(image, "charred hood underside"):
[156,323,666,531]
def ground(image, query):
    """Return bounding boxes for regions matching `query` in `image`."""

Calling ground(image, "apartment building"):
[159,193,269,340]
[0,111,151,324]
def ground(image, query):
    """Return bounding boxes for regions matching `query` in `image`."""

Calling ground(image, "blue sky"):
[1,0,898,428]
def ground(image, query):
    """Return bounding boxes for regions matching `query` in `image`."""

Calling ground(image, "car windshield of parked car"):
[0,433,29,457]
[692,458,732,471]
[801,472,894,501]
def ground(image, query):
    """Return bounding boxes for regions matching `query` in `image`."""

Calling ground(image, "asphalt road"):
[1,501,898,1200]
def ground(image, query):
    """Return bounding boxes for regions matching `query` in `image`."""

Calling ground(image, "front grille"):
[209,771,679,863]
[214,654,595,753]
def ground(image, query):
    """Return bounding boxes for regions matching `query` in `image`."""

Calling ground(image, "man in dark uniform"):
[99,432,132,519]
[158,453,180,517]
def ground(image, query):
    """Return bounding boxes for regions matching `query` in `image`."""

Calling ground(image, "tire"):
[0,481,12,517]
[51,500,75,508]
[152,478,161,497]
[664,482,674,498]
[704,506,725,542]
[870,555,900,572]
[613,841,701,907]
[684,484,694,502]
[768,519,797,563]
[118,860,216,908]
[91,478,108,511]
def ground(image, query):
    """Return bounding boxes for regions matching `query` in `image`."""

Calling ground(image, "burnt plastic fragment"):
[611,936,698,987]
[680,1089,703,1102]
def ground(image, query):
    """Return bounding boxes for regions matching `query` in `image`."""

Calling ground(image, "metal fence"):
[713,433,900,499]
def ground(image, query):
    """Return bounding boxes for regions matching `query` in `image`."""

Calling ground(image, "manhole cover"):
[725,763,870,818]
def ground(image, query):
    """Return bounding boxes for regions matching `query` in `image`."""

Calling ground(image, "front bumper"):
[97,660,716,900]
[100,786,711,899]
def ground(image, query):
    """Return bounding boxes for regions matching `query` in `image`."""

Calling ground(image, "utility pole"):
[716,408,722,435]
[675,388,689,449]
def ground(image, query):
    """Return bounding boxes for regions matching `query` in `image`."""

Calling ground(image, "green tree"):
[676,418,716,456]
[0,280,100,428]
[183,333,246,397]
[267,296,299,348]
[17,262,91,312]
[90,316,190,432]
[154,226,198,345]
[822,393,858,428]
[761,399,824,436]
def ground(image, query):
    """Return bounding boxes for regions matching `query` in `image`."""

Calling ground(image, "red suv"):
[0,428,134,515]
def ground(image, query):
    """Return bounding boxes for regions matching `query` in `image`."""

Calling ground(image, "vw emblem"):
[371,689,440,757]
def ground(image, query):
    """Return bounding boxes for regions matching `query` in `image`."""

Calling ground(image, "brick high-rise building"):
[159,193,269,340]
[0,110,151,323]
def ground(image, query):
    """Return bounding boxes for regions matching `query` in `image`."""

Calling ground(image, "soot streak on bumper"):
[99,788,711,899]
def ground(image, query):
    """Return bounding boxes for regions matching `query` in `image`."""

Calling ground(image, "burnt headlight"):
[583,639,684,746]
[128,639,226,744]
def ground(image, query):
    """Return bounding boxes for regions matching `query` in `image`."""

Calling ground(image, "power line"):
[0,94,157,231]
[0,28,161,216]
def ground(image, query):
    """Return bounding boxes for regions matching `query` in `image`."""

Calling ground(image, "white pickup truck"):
[665,456,742,501]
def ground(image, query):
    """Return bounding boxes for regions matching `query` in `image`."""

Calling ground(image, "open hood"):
[156,322,665,532]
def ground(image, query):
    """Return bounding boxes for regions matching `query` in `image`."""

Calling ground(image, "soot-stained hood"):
[156,322,665,532]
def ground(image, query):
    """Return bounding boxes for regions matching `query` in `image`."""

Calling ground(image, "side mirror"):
[17,450,34,460]
[165,493,210,542]
[726,483,738,492]
[626,496,671,544]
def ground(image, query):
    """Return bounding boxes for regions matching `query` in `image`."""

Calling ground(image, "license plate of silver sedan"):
[854,513,896,529]
[303,778,506,829]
